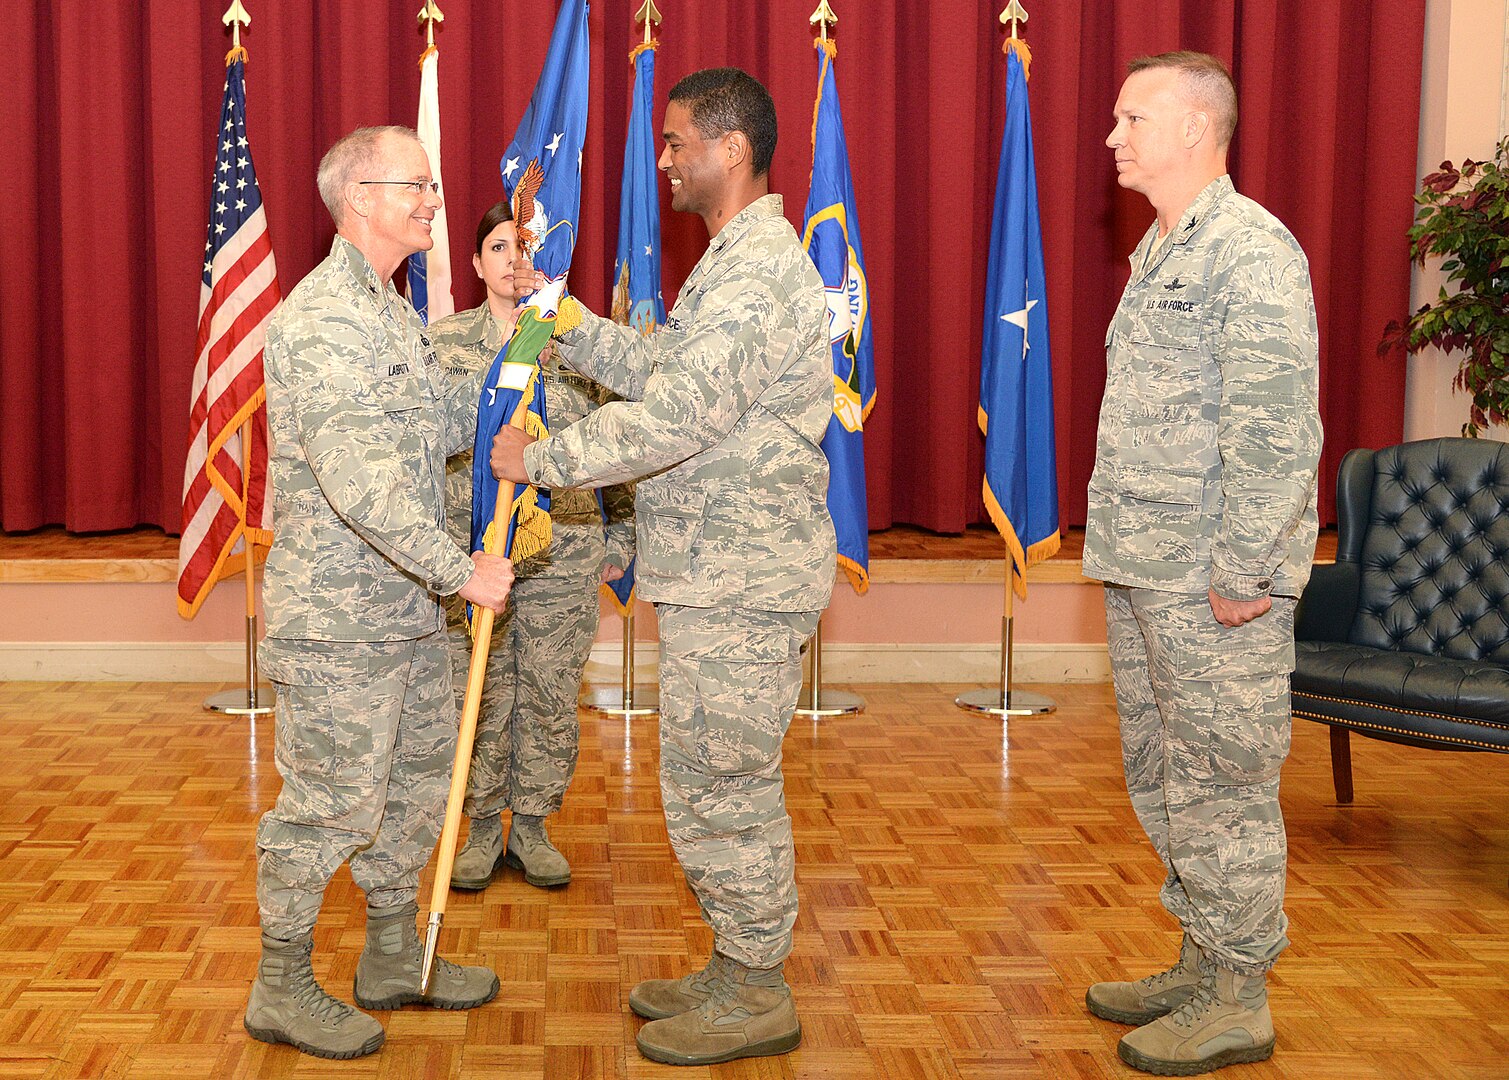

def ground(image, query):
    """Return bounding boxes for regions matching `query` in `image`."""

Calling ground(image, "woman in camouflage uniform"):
[430,202,634,889]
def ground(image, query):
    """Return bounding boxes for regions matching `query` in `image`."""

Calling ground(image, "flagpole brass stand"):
[794,622,863,719]
[581,606,659,717]
[205,414,274,716]
[955,565,1055,717]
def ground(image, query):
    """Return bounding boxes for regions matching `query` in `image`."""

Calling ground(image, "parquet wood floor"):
[0,680,1504,1079]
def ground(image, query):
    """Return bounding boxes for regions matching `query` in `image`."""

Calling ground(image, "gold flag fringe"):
[1004,37,1031,80]
[225,45,247,67]
[419,43,437,67]
[809,38,838,150]
[628,39,658,64]
[555,295,586,336]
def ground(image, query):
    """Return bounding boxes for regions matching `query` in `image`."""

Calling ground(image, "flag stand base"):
[954,612,1056,718]
[580,686,660,717]
[581,607,659,718]
[206,614,275,716]
[205,687,276,716]
[794,623,863,719]
[953,688,1055,716]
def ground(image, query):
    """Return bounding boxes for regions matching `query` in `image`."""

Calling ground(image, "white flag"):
[408,46,454,323]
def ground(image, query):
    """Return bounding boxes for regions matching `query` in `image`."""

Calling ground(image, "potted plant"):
[1383,135,1509,437]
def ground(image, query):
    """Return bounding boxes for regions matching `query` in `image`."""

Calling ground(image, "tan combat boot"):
[450,815,505,891]
[635,958,801,1066]
[244,932,385,1060]
[1087,935,1204,1025]
[353,902,500,1011]
[505,813,570,887]
[629,952,736,1019]
[1118,964,1275,1076]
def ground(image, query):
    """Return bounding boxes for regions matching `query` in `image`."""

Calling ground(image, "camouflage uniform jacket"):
[261,237,483,640]
[429,302,635,574]
[1083,175,1322,601]
[524,194,836,612]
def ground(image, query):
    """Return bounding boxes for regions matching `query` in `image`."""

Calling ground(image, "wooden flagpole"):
[421,379,535,994]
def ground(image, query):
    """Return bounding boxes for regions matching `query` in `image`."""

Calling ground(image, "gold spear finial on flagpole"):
[1000,1,1029,40]
[998,1,1032,74]
[418,1,444,51]
[810,0,837,43]
[222,0,250,65]
[635,0,662,46]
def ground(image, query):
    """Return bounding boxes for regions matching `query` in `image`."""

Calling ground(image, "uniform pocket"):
[1112,469,1206,563]
[1206,677,1292,786]
[636,482,707,579]
[262,645,376,787]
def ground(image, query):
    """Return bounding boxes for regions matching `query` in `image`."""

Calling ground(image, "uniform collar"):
[707,193,784,257]
[1166,174,1234,247]
[1129,175,1235,278]
[458,302,508,354]
[331,235,403,317]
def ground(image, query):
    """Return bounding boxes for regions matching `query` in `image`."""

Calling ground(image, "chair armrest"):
[1295,562,1359,643]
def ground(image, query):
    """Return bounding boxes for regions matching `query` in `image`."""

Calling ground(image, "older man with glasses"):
[243,125,514,1061]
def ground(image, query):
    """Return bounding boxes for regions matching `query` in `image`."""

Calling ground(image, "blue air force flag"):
[979,44,1060,599]
[602,39,667,617]
[800,39,876,595]
[469,0,590,588]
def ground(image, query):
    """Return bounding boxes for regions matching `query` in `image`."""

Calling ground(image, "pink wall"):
[0,578,1106,646]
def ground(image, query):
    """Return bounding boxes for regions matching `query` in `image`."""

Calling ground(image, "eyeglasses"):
[359,180,441,195]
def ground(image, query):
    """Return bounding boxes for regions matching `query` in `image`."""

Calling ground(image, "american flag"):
[177,59,281,619]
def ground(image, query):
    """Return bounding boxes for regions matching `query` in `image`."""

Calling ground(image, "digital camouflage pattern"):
[1083,176,1322,603]
[656,604,819,968]
[1105,586,1294,975]
[256,633,454,939]
[526,195,837,614]
[522,194,836,968]
[260,237,484,641]
[427,302,633,818]
[255,237,490,939]
[1086,175,1321,977]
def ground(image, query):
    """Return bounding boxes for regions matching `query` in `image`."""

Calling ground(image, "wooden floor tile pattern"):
[0,680,1505,1078]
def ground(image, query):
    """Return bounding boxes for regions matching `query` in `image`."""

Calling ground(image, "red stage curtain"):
[0,2,1423,534]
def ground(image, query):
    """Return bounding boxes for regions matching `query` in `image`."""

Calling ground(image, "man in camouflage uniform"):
[428,296,634,890]
[245,126,513,1061]
[493,68,836,1067]
[1081,53,1322,1075]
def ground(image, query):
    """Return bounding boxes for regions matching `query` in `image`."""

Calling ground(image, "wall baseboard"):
[0,640,1110,685]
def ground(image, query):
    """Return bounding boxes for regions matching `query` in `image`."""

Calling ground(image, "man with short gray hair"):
[1082,52,1322,1075]
[244,125,513,1060]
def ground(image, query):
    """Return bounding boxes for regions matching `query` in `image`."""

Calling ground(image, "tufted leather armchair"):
[1292,438,1509,803]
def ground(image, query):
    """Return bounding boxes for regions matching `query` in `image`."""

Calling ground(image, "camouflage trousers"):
[1105,585,1295,975]
[255,631,453,940]
[655,604,820,970]
[443,521,604,820]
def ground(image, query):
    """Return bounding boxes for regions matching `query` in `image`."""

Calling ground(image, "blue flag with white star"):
[601,39,666,617]
[800,39,875,595]
[979,44,1060,598]
[469,0,589,590]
